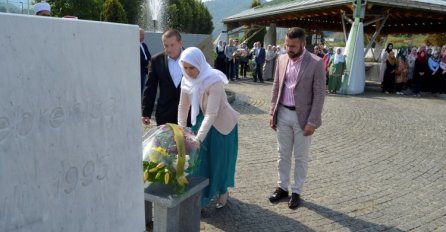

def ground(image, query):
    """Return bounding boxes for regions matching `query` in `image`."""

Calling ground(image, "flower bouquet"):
[142,123,200,194]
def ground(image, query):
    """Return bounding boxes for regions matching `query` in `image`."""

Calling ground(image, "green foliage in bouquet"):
[142,123,200,194]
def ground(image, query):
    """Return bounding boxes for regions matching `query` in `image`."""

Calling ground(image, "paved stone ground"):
[197,78,446,232]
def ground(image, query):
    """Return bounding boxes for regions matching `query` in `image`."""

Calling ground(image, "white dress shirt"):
[168,56,182,88]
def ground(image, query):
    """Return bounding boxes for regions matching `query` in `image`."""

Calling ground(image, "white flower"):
[173,155,190,170]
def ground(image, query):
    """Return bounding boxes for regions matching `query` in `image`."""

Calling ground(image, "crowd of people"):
[214,39,286,82]
[214,40,350,95]
[380,43,446,96]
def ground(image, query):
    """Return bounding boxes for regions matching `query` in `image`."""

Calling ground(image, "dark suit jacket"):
[142,53,182,125]
[140,42,151,77]
[255,47,266,64]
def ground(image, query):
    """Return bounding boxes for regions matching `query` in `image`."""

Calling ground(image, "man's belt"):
[281,104,296,111]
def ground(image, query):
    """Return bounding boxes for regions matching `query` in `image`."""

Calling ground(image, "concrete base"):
[144,176,208,232]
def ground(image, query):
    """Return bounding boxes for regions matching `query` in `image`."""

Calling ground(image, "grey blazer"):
[269,51,326,130]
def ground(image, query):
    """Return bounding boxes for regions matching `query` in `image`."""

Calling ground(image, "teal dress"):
[192,111,238,207]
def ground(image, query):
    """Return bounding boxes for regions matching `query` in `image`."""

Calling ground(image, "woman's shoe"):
[215,192,228,209]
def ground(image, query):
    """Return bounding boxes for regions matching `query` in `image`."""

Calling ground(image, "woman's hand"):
[192,136,201,147]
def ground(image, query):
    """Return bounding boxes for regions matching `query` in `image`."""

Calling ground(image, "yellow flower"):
[149,153,159,163]
[148,163,165,173]
[143,170,149,182]
[154,147,168,157]
[176,175,189,186]
[156,163,165,169]
[164,173,170,184]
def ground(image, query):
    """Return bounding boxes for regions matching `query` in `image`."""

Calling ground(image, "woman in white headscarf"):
[263,45,277,81]
[327,47,346,93]
[178,47,240,209]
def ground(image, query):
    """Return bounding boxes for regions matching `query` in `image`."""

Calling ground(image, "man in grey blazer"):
[268,27,325,209]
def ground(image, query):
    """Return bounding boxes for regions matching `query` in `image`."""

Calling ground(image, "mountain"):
[203,0,268,38]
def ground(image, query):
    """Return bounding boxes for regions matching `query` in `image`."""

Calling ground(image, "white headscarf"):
[34,2,51,14]
[334,48,345,64]
[180,47,229,126]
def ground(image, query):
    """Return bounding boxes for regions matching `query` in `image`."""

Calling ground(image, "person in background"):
[238,42,249,78]
[141,29,186,126]
[140,28,152,95]
[379,43,393,90]
[428,50,441,95]
[426,48,433,58]
[276,45,286,55]
[224,39,237,81]
[233,39,240,80]
[327,47,346,94]
[383,51,397,94]
[178,47,240,209]
[439,48,446,94]
[395,56,408,95]
[269,27,325,210]
[252,41,266,83]
[406,46,417,90]
[313,45,324,58]
[263,45,277,81]
[412,50,429,97]
[323,47,334,89]
[33,2,51,16]
[215,40,227,74]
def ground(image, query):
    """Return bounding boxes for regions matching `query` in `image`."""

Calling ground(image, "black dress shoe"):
[288,193,301,209]
[269,187,288,203]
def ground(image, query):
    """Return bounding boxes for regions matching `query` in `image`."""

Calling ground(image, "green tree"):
[120,0,143,24]
[166,3,180,30]
[425,33,446,47]
[45,0,141,23]
[166,0,213,34]
[251,0,261,8]
[101,0,128,23]
[198,4,213,34]
[46,0,103,20]
[242,0,266,48]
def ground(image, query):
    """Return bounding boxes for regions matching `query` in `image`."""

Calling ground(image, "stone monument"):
[0,13,145,231]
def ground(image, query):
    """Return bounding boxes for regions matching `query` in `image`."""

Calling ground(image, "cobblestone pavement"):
[198,79,446,232]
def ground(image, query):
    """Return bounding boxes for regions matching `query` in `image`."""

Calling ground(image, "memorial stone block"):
[0,14,145,232]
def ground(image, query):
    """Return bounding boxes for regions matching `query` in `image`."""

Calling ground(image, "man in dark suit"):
[141,29,184,126]
[140,28,151,94]
[252,41,266,83]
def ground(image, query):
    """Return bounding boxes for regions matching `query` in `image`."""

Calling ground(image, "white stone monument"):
[0,13,145,231]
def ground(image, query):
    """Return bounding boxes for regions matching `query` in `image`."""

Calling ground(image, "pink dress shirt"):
[280,50,306,107]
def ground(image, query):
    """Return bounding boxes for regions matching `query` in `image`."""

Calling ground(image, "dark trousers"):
[395,83,404,92]
[228,60,236,80]
[412,76,421,94]
[141,71,147,95]
[240,61,248,77]
[224,59,230,78]
[234,59,239,78]
[253,62,264,81]
[442,73,446,93]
